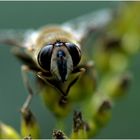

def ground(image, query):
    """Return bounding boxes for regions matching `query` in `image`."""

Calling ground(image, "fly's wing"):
[0,9,113,48]
[0,29,38,48]
[61,8,115,62]
[0,29,40,70]
[61,8,114,43]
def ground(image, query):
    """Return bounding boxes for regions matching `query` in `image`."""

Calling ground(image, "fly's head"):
[37,41,81,82]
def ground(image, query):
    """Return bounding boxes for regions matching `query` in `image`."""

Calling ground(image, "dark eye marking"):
[38,44,53,71]
[65,43,81,67]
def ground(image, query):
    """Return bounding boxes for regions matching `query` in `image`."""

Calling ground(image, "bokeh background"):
[0,1,139,138]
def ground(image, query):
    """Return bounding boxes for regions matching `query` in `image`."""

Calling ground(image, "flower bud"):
[70,111,89,139]
[89,93,112,128]
[100,73,131,100]
[20,108,40,139]
[40,86,72,118]
[0,122,20,139]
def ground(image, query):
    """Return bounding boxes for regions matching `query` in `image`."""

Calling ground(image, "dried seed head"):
[52,129,67,139]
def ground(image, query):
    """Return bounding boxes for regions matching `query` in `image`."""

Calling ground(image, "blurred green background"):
[0,1,140,138]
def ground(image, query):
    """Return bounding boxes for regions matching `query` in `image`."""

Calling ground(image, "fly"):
[0,9,113,111]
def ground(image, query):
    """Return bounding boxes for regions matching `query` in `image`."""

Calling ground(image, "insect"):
[0,9,112,111]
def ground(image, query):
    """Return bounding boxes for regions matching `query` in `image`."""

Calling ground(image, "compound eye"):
[38,44,53,71]
[65,43,81,66]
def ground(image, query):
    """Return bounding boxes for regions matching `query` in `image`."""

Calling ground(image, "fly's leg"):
[72,61,94,74]
[37,68,86,105]
[72,60,96,87]
[21,65,34,112]
[65,68,86,96]
[11,47,39,112]
[12,47,39,71]
[59,67,86,105]
[83,61,97,88]
[0,37,23,48]
[37,68,85,97]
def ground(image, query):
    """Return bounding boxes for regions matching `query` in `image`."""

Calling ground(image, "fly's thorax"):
[36,25,75,47]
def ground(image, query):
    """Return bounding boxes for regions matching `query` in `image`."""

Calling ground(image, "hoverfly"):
[0,9,112,111]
